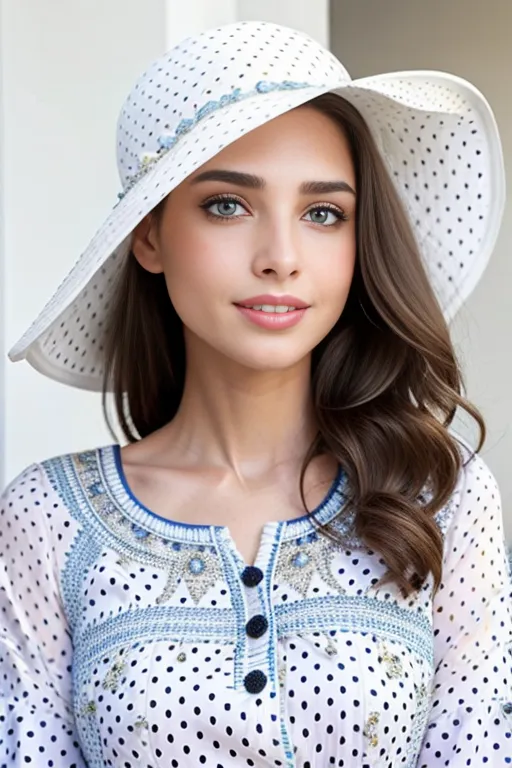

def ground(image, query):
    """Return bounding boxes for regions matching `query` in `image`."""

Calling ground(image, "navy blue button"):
[244,669,267,693]
[241,566,264,587]
[246,614,268,639]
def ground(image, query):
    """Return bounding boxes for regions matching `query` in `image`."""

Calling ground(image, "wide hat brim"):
[9,70,505,391]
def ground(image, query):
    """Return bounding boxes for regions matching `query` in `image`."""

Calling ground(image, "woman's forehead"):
[183,107,355,188]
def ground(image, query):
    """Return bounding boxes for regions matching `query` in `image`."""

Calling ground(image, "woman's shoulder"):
[2,444,111,492]
[436,435,502,543]
[453,435,500,501]
[0,444,116,538]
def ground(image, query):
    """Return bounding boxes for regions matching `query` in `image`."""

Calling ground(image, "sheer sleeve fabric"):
[0,464,86,767]
[416,452,512,766]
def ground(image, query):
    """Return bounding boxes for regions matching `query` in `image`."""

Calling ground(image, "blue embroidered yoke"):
[1,445,511,767]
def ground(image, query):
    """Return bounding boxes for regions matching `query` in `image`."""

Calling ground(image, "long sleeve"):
[416,451,512,766]
[0,464,87,767]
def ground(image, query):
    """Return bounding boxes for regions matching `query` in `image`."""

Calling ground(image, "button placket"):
[238,524,283,695]
[242,576,270,691]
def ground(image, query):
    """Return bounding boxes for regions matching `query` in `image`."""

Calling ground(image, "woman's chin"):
[220,345,313,373]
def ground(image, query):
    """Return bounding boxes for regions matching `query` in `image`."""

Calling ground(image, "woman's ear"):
[131,212,164,274]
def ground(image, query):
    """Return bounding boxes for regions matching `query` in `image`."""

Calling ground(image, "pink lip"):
[235,305,308,330]
[236,294,310,309]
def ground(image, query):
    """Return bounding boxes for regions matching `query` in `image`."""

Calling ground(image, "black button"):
[241,566,264,587]
[246,614,268,639]
[244,669,267,693]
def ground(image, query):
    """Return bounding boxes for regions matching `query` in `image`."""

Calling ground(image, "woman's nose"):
[251,220,301,280]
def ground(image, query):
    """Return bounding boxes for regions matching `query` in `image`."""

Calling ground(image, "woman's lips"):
[234,305,308,329]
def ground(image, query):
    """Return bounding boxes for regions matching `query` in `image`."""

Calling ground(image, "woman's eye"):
[206,199,247,217]
[202,199,346,225]
[304,207,345,226]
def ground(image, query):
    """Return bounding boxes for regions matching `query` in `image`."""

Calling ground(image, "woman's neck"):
[161,342,317,481]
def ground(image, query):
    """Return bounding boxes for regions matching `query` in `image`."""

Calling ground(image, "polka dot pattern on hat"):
[1,442,511,766]
[8,21,505,390]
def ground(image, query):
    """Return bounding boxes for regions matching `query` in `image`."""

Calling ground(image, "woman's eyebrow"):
[301,180,356,196]
[190,169,356,196]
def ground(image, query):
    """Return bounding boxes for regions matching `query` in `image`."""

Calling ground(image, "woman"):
[1,20,511,768]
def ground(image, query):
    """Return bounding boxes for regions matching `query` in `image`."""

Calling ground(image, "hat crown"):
[116,21,350,189]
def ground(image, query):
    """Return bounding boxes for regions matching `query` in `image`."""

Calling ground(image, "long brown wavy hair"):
[103,93,484,598]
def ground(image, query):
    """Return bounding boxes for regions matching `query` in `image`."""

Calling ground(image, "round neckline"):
[98,444,346,543]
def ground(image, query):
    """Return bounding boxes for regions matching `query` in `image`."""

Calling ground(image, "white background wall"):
[0,1,168,485]
[238,0,329,47]
[331,0,512,541]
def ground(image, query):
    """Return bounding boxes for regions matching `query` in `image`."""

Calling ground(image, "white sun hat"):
[8,20,505,391]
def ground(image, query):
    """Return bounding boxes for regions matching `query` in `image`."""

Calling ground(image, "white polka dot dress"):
[1,444,511,766]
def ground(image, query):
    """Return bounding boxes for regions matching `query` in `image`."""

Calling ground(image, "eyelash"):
[199,194,349,226]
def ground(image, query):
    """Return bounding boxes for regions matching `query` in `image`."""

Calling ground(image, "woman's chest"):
[74,631,432,768]
[69,532,436,768]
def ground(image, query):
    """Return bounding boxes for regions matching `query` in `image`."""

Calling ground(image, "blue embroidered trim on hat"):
[117,79,317,200]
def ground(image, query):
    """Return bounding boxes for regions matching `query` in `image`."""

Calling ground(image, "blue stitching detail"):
[108,444,220,538]
[47,448,224,571]
[213,528,248,690]
[265,523,284,686]
[61,529,102,634]
[43,456,102,635]
[275,595,434,667]
[266,523,296,765]
[73,605,237,688]
[109,441,347,543]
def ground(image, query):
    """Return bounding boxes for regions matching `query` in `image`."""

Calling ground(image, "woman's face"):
[133,105,357,372]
